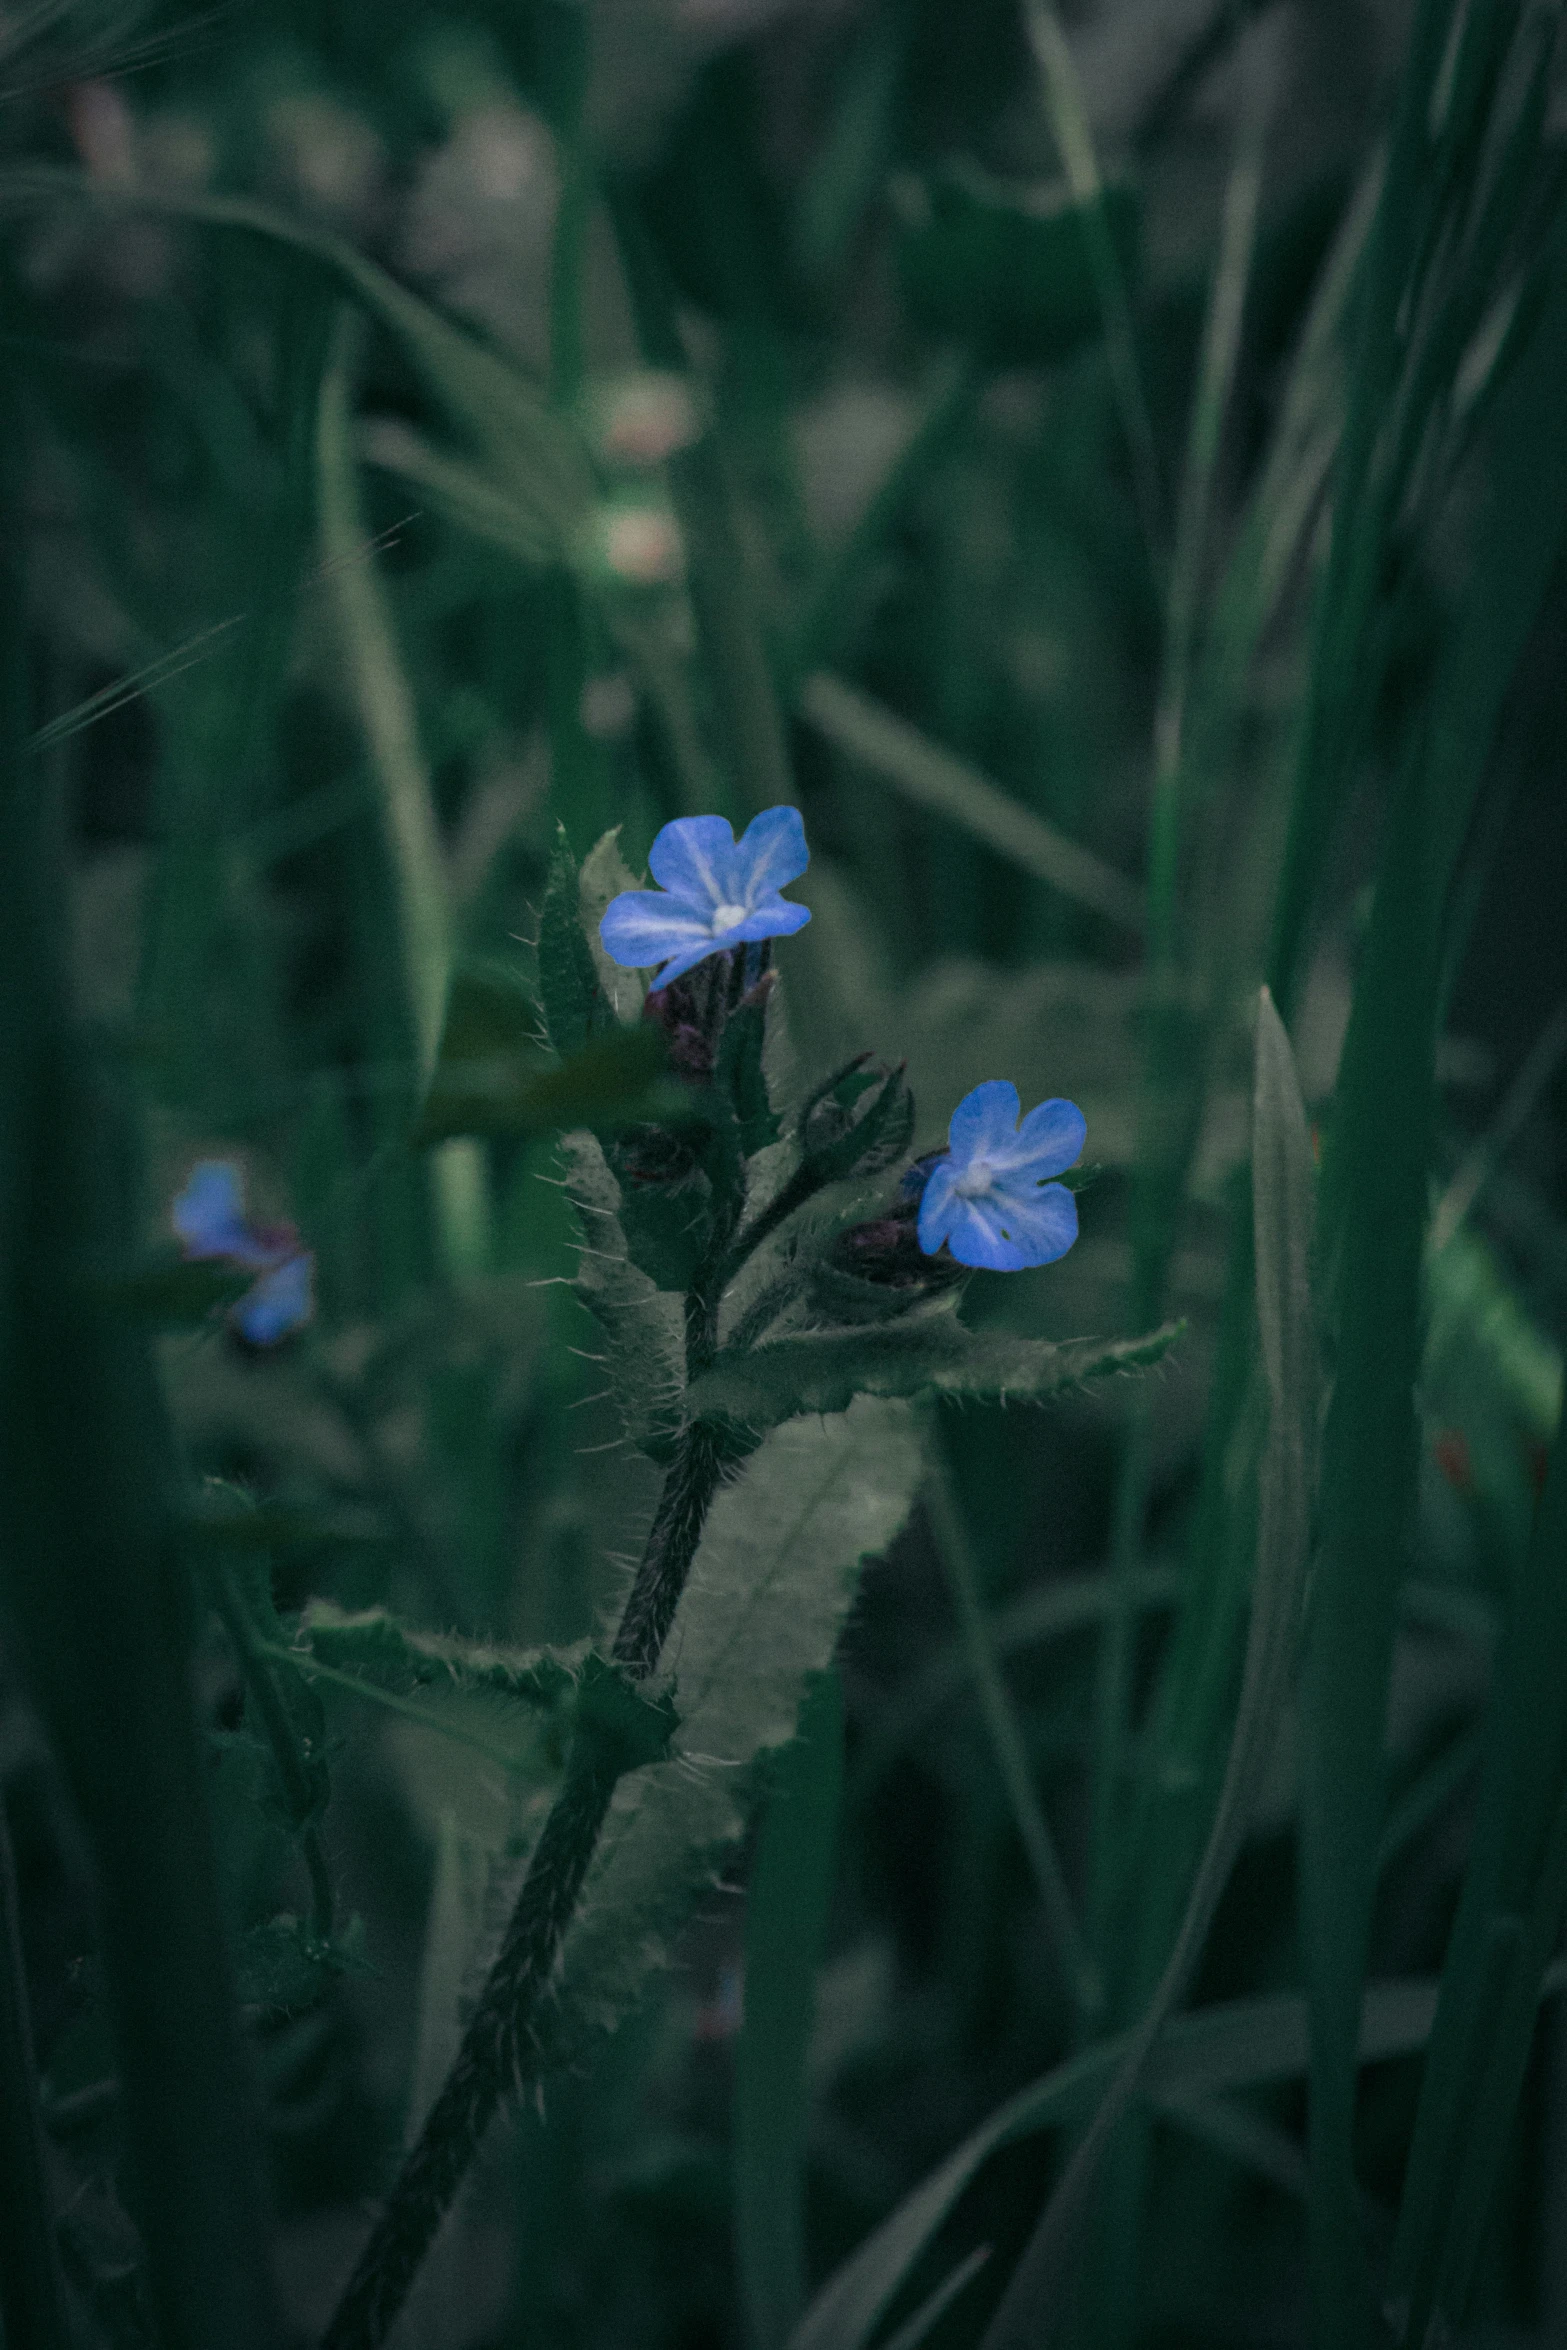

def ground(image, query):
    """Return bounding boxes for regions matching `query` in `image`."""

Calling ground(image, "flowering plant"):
[317,807,1173,2350]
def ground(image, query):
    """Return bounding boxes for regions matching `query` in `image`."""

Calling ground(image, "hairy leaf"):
[538,831,604,1060]
[687,1320,1180,1435]
[541,1398,923,2061]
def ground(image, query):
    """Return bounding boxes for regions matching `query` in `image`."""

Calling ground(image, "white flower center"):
[952,1157,997,1200]
[711,900,749,932]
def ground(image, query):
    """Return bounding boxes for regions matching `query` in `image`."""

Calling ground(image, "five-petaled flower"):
[917,1081,1084,1272]
[172,1161,315,1345]
[599,807,811,989]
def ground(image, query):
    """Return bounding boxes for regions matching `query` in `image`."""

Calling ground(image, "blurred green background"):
[2,1,1567,2346]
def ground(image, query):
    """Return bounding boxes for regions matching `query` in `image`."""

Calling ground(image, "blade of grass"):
[979,987,1316,2349]
[926,1460,1104,2029]
[317,309,491,1278]
[734,1668,845,2350]
[606,182,789,825]
[0,1797,72,2350]
[1089,60,1273,1966]
[1019,0,1165,561]
[1300,198,1567,2350]
[1431,990,1567,1252]
[785,1963,1539,2350]
[1266,0,1468,1016]
[1387,1388,1567,2341]
[787,358,979,688]
[798,672,1143,935]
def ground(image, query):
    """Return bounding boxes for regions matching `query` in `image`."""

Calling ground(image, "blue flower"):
[172,1160,315,1345]
[917,1081,1084,1272]
[599,807,811,989]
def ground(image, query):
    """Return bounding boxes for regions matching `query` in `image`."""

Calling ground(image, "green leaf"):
[234,1914,364,2019]
[293,1602,581,1713]
[579,827,647,1024]
[541,1399,923,2063]
[735,1668,844,2350]
[537,830,603,1060]
[897,171,1140,366]
[565,1135,687,1459]
[417,1015,674,1145]
[615,1163,716,1295]
[687,1321,1180,1437]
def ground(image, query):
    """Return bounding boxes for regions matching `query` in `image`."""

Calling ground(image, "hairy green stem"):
[0,1791,73,2350]
[320,1416,728,2350]
[211,1567,334,1944]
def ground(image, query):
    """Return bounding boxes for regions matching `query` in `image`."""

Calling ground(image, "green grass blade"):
[734,1667,845,2350]
[1301,204,1567,2350]
[978,989,1316,2350]
[0,1803,72,2350]
[1387,1392,1567,2340]
[785,1967,1522,2350]
[797,672,1144,934]
[1265,0,1463,1013]
[317,311,491,1276]
[926,1461,1103,2027]
[1019,0,1164,558]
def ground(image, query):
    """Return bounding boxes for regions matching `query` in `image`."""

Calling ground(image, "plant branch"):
[320,1415,729,2350]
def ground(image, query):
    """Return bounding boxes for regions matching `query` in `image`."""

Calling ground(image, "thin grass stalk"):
[1265,0,1461,1017]
[606,184,791,823]
[316,311,491,1277]
[926,1462,1104,2029]
[0,1793,73,2350]
[786,357,980,689]
[1087,73,1268,1953]
[1019,0,1165,563]
[981,992,1316,2350]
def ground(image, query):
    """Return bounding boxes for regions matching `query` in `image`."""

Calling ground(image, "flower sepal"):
[799,1056,915,1189]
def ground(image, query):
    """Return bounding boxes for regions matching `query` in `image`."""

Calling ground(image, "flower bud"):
[800,1058,915,1186]
[811,1196,966,1318]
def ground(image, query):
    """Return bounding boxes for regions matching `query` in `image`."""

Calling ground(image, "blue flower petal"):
[233,1251,315,1345]
[989,1175,1079,1264]
[915,1156,963,1254]
[998,1097,1087,1178]
[726,896,811,947]
[947,1080,1021,1161]
[600,805,813,984]
[927,1191,1038,1272]
[600,891,717,971]
[929,1181,1076,1272]
[647,814,742,909]
[734,805,809,897]
[173,1161,266,1266]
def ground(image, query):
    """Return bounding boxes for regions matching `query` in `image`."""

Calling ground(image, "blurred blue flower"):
[599,807,811,988]
[917,1081,1084,1272]
[172,1160,315,1345]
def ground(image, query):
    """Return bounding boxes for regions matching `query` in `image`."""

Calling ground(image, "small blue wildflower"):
[172,1160,315,1345]
[917,1081,1084,1272]
[599,807,811,989]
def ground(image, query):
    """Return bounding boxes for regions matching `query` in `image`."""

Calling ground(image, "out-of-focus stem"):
[927,1462,1104,2028]
[317,311,491,1277]
[0,1795,73,2350]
